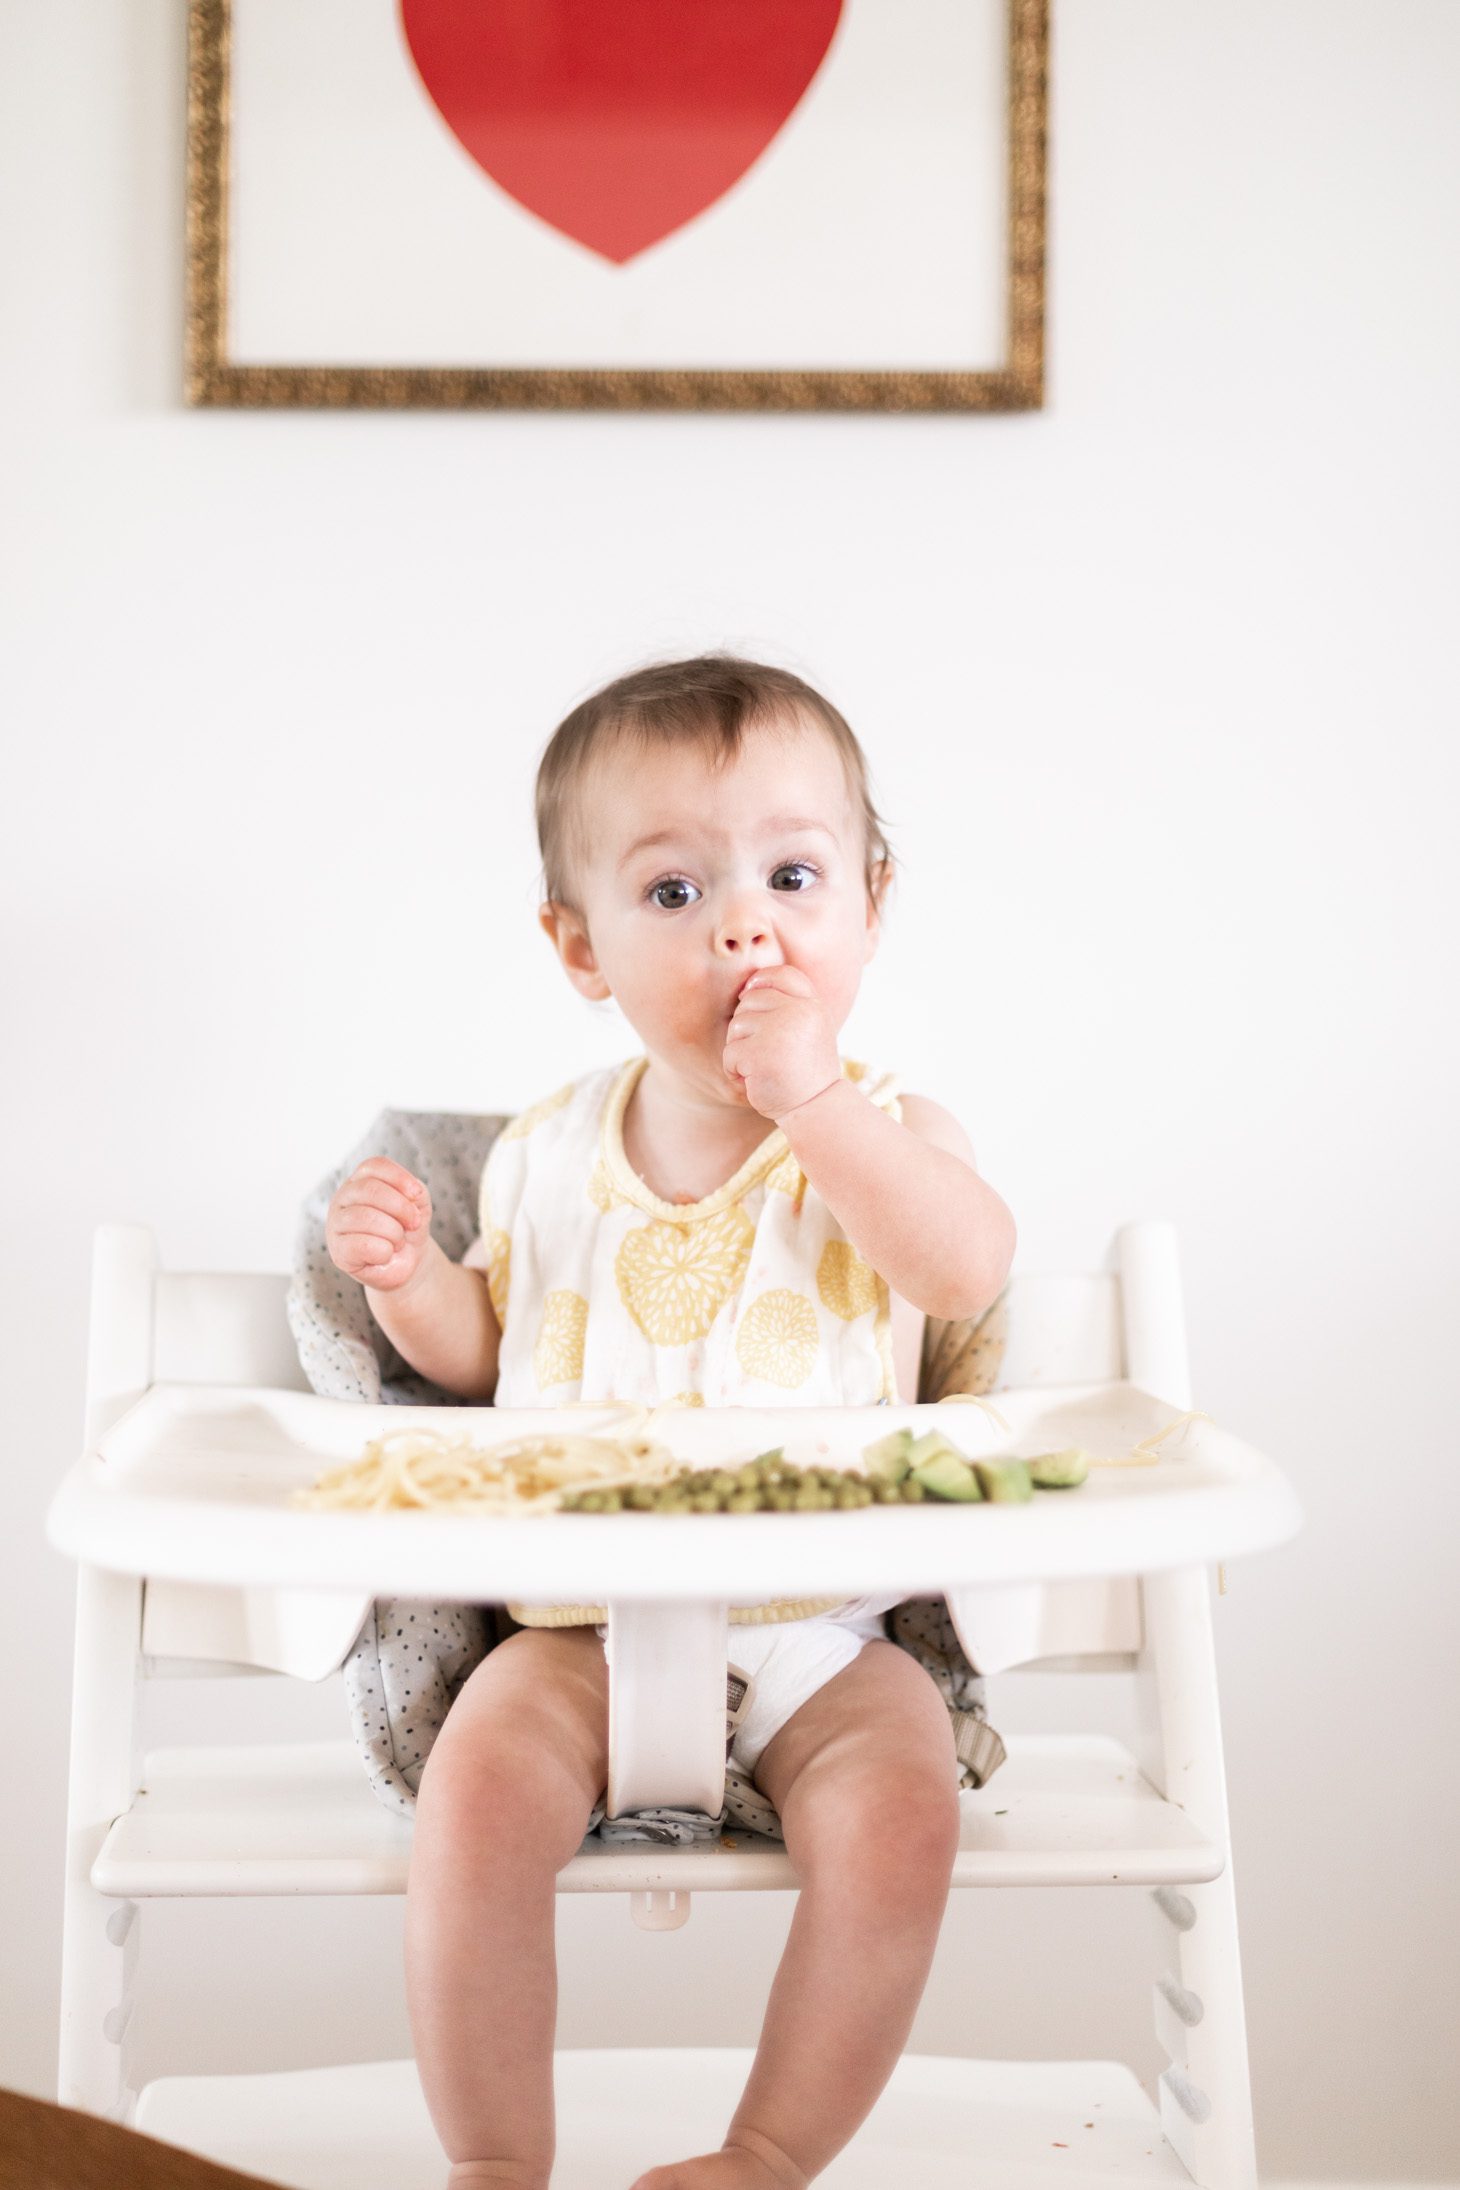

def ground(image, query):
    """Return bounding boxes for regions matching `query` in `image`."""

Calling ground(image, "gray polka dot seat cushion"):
[287,1107,1007,1846]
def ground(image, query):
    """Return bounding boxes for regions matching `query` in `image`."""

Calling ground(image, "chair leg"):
[61,1227,157,2120]
[1136,1566,1258,2189]
[57,1888,142,2125]
[1149,1866,1258,2188]
[1121,1223,1259,2185]
[59,1564,144,2122]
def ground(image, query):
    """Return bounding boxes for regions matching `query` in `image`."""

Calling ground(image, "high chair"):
[49,1216,1300,2190]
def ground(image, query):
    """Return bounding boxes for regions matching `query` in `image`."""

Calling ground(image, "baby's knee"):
[874,1769,963,1878]
[789,1755,962,1889]
[417,1735,601,1872]
[415,1642,607,1861]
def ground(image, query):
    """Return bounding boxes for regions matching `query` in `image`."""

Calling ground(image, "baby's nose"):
[716,913,771,953]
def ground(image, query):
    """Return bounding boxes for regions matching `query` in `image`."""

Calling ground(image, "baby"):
[325,655,1016,2190]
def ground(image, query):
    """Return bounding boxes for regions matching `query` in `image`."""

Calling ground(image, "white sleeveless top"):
[464,1052,905,1628]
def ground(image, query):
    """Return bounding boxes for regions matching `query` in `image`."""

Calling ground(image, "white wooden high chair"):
[49,1218,1300,2190]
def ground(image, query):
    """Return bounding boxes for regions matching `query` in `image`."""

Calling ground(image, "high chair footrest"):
[92,1734,1223,1898]
[133,2051,1204,2187]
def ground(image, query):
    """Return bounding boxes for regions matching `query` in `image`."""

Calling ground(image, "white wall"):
[4,2,1458,2180]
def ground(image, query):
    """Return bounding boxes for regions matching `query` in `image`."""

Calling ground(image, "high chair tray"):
[47,1381,1300,1596]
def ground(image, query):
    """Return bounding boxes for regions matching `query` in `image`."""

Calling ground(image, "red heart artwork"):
[399,0,845,266]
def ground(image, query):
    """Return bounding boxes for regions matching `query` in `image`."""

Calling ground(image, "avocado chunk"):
[905,1429,967,1471]
[973,1457,1034,1503]
[861,1428,915,1484]
[1027,1449,1089,1489]
[909,1452,984,1502]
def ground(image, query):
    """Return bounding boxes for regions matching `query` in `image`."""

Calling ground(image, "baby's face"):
[546,713,881,1111]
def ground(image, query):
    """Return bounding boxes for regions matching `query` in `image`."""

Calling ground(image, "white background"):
[231,0,1004,370]
[3,3,1458,2181]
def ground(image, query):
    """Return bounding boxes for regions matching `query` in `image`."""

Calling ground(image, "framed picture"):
[186,0,1046,411]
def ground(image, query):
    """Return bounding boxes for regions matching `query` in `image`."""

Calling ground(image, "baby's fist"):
[326,1157,433,1294]
[722,966,841,1121]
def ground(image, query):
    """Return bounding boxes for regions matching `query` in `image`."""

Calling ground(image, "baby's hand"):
[326,1157,433,1293]
[723,966,842,1121]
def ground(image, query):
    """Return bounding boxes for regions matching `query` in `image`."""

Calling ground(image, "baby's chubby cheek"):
[623,966,726,1054]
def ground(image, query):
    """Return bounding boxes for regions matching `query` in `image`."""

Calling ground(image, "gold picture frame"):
[185,0,1046,413]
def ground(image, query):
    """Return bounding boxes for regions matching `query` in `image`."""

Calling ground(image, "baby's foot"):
[629,2127,808,2190]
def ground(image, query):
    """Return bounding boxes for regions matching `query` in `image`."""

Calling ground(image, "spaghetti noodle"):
[291,1399,690,1516]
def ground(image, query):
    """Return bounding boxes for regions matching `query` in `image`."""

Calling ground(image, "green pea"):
[900,1479,926,1501]
[874,1481,901,1502]
[724,1490,757,1512]
[769,1489,794,1511]
[793,1486,821,1511]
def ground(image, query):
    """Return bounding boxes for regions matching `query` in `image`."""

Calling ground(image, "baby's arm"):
[781,1084,1015,1324]
[325,1156,500,1401]
[725,968,1016,1324]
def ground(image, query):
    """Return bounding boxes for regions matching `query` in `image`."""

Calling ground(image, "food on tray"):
[863,1427,976,1488]
[294,1407,1208,1515]
[916,1451,988,1502]
[974,1457,1035,1503]
[864,1428,1046,1502]
[862,1429,916,1482]
[1026,1449,1089,1488]
[560,1449,890,1513]
[291,1424,685,1515]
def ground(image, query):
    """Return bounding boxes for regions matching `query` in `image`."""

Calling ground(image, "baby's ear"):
[865,861,892,947]
[539,900,612,1002]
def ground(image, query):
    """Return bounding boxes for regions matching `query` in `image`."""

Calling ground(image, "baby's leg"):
[405,1624,609,2189]
[630,1640,962,2190]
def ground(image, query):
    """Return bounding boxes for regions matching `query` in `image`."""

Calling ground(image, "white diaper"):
[593,1595,902,1778]
[723,1602,891,1771]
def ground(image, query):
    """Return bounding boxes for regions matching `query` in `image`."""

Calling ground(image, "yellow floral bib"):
[468,1052,904,1628]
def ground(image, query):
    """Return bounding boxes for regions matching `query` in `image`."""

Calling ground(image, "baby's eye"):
[648,876,700,910]
[770,861,822,891]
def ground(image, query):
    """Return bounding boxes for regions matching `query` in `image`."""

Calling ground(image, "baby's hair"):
[535,653,896,919]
